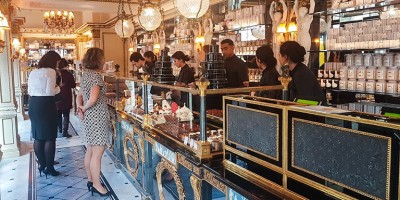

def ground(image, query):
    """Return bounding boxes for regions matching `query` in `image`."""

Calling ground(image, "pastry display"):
[206,109,223,118]
[176,104,194,121]
[203,45,228,89]
[151,49,176,84]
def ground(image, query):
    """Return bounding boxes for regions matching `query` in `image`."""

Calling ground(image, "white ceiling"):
[12,0,139,13]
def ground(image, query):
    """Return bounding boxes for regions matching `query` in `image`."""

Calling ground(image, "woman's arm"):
[46,69,60,96]
[79,86,100,112]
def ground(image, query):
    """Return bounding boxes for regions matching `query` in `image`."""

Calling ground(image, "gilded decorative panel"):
[291,118,391,200]
[227,104,279,161]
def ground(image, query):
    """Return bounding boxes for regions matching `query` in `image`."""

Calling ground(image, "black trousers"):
[57,109,70,133]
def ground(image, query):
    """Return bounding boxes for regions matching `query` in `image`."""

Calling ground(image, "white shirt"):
[28,68,60,96]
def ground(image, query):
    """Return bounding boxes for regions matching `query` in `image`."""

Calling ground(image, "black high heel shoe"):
[87,181,106,192]
[91,186,110,196]
[43,168,60,179]
[38,166,46,177]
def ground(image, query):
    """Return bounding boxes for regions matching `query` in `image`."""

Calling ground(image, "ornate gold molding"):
[177,153,193,171]
[190,175,201,200]
[156,159,186,200]
[123,135,140,178]
[137,136,145,163]
[203,169,227,194]
[196,141,211,159]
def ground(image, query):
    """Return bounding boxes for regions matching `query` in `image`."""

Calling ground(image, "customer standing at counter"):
[28,51,61,177]
[77,48,110,196]
[278,41,326,103]
[220,39,249,87]
[254,45,282,99]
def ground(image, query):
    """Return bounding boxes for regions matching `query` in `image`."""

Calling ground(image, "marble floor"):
[0,113,140,200]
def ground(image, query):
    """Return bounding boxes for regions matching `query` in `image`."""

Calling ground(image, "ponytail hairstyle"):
[256,45,277,70]
[144,51,156,62]
[279,41,306,63]
[82,47,105,70]
[172,51,190,62]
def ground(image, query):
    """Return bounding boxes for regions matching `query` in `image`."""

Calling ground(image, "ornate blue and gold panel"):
[227,104,279,161]
[291,118,391,200]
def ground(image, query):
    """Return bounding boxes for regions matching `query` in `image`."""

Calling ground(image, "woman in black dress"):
[28,51,61,177]
[171,51,195,106]
[255,45,282,99]
[278,41,326,104]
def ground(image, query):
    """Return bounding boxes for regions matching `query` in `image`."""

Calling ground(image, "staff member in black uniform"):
[278,41,326,104]
[254,45,282,99]
[130,52,154,75]
[220,39,249,88]
[28,51,61,177]
[171,51,195,106]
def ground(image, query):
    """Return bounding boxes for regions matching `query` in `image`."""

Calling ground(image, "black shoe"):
[87,181,106,192]
[43,168,60,178]
[62,133,72,138]
[38,165,46,177]
[91,186,110,196]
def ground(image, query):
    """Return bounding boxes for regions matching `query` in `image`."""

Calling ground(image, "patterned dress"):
[81,70,111,146]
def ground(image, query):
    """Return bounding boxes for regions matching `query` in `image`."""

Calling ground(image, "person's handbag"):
[55,75,63,103]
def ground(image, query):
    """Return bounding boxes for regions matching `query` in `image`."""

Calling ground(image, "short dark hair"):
[256,45,277,70]
[130,52,144,62]
[144,51,156,61]
[38,51,61,69]
[82,47,105,70]
[172,51,190,62]
[279,41,306,63]
[58,58,68,69]
[221,39,234,46]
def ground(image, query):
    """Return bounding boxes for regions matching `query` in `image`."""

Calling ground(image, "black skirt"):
[29,96,58,140]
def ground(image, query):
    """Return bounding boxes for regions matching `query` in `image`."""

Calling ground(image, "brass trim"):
[177,153,193,172]
[226,104,279,161]
[137,136,145,163]
[123,135,140,178]
[288,106,400,131]
[286,171,357,200]
[156,159,186,200]
[203,169,228,194]
[291,118,392,200]
[224,145,283,174]
[190,175,201,200]
[282,107,289,189]
[224,95,301,109]
[224,160,307,200]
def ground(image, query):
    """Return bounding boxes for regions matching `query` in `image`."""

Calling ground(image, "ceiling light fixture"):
[115,0,135,38]
[174,0,209,20]
[43,10,75,35]
[138,0,163,32]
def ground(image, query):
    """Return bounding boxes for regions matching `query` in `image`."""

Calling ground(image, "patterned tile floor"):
[0,113,140,200]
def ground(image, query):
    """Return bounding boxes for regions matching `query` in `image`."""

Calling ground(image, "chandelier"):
[115,0,135,38]
[138,0,163,32]
[43,11,75,35]
[174,0,209,19]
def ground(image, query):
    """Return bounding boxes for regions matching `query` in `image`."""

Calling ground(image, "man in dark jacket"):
[56,59,76,138]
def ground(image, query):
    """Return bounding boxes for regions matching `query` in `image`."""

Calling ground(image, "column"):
[0,30,20,158]
[12,49,23,117]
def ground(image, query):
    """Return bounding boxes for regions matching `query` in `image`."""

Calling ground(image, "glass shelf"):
[331,89,400,97]
[315,0,400,16]
[214,24,265,34]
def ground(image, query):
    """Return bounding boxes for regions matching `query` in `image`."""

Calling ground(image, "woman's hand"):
[77,107,84,120]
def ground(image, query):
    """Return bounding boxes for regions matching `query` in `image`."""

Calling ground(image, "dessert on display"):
[176,104,193,122]
[203,45,228,89]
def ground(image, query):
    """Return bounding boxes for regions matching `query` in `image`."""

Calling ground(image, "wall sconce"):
[12,38,21,50]
[195,36,205,52]
[287,22,298,41]
[153,43,160,54]
[0,11,10,53]
[128,47,134,53]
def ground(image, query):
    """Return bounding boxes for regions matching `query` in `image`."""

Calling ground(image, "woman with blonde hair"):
[76,47,110,196]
